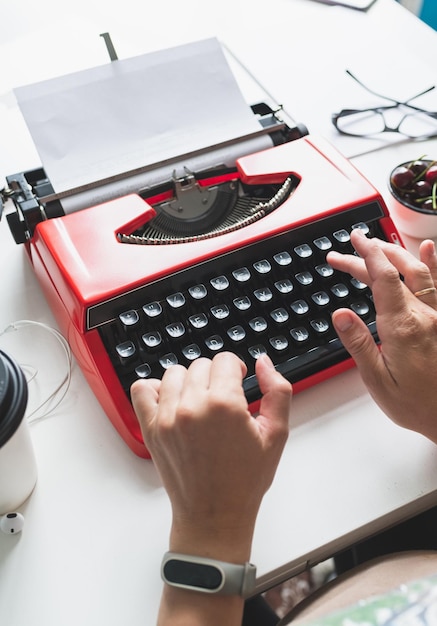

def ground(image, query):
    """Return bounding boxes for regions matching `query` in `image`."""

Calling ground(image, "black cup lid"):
[0,350,28,447]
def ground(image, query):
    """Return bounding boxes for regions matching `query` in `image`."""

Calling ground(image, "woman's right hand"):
[327,228,437,443]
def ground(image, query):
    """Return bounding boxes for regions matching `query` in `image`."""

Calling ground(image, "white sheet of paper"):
[14,38,264,195]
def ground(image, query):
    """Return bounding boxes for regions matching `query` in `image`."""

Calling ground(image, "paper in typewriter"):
[14,38,268,198]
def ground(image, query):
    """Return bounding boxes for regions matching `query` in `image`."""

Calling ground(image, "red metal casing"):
[25,135,403,458]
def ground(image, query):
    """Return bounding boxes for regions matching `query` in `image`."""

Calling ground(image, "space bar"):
[242,338,346,403]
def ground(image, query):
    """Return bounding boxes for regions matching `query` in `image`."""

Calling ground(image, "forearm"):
[131,354,291,626]
[157,585,245,626]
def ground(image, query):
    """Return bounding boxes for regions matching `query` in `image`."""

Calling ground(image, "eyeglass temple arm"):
[346,69,436,108]
[400,86,437,119]
[345,69,399,104]
[405,85,435,102]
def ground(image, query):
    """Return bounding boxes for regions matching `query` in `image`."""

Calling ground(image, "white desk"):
[1,1,437,623]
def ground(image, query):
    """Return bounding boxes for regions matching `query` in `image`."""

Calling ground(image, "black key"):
[254,288,273,302]
[290,300,309,315]
[253,259,271,274]
[248,344,268,359]
[116,341,136,364]
[310,319,330,334]
[331,283,349,298]
[351,277,367,290]
[274,279,293,294]
[232,267,251,282]
[269,336,288,351]
[142,332,162,348]
[270,308,289,324]
[189,313,208,329]
[182,344,202,361]
[314,236,332,251]
[333,229,350,243]
[294,244,312,258]
[143,301,162,318]
[119,309,139,329]
[159,353,178,369]
[315,263,334,278]
[135,363,151,378]
[311,291,330,306]
[205,335,224,351]
[210,305,230,320]
[352,222,370,235]
[165,322,185,338]
[295,271,313,286]
[273,251,292,266]
[290,327,309,343]
[210,276,230,291]
[166,292,185,308]
[249,317,268,333]
[227,326,246,342]
[189,284,207,300]
[233,296,251,311]
[350,301,370,317]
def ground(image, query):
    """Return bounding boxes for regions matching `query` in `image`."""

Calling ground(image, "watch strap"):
[161,552,257,597]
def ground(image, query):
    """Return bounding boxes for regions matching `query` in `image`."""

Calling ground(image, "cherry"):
[414,180,432,197]
[390,165,415,189]
[409,160,429,176]
[390,157,437,212]
[422,198,435,210]
[425,165,437,185]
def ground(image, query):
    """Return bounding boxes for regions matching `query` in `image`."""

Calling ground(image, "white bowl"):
[388,160,437,240]
[388,194,437,240]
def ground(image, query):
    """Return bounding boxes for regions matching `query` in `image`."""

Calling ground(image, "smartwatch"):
[161,552,257,597]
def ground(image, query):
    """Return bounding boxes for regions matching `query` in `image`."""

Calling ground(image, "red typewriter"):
[3,41,403,458]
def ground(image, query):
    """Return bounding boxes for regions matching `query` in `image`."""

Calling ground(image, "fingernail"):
[259,353,273,367]
[334,312,354,332]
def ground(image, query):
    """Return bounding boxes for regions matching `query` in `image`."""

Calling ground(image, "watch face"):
[163,559,223,591]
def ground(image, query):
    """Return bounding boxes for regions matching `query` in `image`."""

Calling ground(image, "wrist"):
[169,519,255,564]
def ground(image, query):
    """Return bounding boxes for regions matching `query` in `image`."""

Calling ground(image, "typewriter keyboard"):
[96,201,386,403]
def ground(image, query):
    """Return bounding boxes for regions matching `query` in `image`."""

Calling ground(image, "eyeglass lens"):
[336,109,437,138]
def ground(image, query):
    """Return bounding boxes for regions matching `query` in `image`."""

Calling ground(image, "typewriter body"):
[3,41,403,458]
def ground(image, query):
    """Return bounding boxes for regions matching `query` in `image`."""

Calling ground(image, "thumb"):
[332,308,382,387]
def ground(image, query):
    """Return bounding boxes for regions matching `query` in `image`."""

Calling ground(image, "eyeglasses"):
[332,70,437,140]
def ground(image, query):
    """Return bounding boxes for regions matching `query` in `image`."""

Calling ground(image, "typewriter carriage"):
[3,101,305,246]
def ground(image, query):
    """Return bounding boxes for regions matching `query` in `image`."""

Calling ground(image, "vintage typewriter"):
[2,39,403,457]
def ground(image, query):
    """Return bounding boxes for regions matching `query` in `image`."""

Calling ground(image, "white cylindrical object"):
[0,419,37,515]
[0,350,37,515]
[387,193,437,240]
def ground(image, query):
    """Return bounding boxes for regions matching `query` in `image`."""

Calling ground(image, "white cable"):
[19,363,38,384]
[0,320,72,424]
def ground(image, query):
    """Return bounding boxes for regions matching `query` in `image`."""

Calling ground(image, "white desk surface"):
[2,0,437,623]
